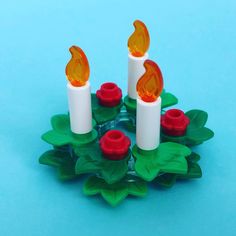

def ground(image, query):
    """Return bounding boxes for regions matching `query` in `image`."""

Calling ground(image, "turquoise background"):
[0,0,235,235]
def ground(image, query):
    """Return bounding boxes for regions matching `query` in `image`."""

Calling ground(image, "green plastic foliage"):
[155,152,202,188]
[161,110,214,146]
[42,114,97,147]
[39,150,77,180]
[91,94,123,124]
[83,175,147,206]
[161,90,178,108]
[39,96,214,206]
[75,143,130,184]
[124,90,178,114]
[154,173,177,188]
[133,142,191,181]
[124,96,137,115]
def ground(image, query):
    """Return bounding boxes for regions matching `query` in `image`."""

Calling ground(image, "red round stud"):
[100,130,131,160]
[96,82,122,107]
[161,109,190,136]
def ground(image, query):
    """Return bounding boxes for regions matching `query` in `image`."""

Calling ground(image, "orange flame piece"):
[128,20,150,57]
[65,46,90,87]
[136,60,163,102]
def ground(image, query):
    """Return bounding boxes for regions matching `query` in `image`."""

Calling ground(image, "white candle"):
[135,59,164,151]
[136,97,161,150]
[128,53,148,99]
[127,20,150,99]
[66,46,92,134]
[67,82,92,134]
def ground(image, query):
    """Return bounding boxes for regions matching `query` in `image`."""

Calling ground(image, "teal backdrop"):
[0,0,235,235]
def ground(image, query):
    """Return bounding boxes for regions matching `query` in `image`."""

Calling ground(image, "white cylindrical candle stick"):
[67,81,92,134]
[136,96,162,150]
[128,53,148,99]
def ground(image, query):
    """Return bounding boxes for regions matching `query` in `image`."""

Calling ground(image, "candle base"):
[72,129,98,145]
[41,114,98,147]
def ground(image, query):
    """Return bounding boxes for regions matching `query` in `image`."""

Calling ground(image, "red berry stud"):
[161,109,190,136]
[96,82,122,107]
[100,130,131,160]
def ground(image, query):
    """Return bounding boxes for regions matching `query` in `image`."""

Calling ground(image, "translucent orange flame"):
[136,60,163,102]
[65,46,90,87]
[128,20,150,57]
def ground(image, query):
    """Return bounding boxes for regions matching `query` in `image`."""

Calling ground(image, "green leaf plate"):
[132,142,191,181]
[39,150,77,180]
[91,94,123,124]
[154,152,202,188]
[75,142,130,184]
[42,114,98,147]
[83,175,147,207]
[161,89,178,109]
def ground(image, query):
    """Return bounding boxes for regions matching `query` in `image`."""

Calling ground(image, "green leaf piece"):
[51,114,71,134]
[75,143,130,184]
[161,90,178,109]
[75,154,101,174]
[124,96,137,115]
[185,110,208,129]
[187,152,200,163]
[39,150,77,180]
[91,94,123,124]
[157,142,190,174]
[57,162,78,181]
[101,186,128,207]
[186,110,214,144]
[186,127,214,144]
[83,176,105,195]
[39,150,67,167]
[127,179,147,197]
[83,175,147,206]
[42,130,72,146]
[71,130,98,146]
[178,152,202,179]
[135,157,159,182]
[93,108,117,124]
[133,142,190,181]
[161,134,186,145]
[161,109,214,146]
[41,114,98,147]
[100,157,129,184]
[154,152,202,187]
[178,162,202,179]
[154,173,177,188]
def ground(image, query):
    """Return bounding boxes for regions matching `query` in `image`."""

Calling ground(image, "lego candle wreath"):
[39,19,214,206]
